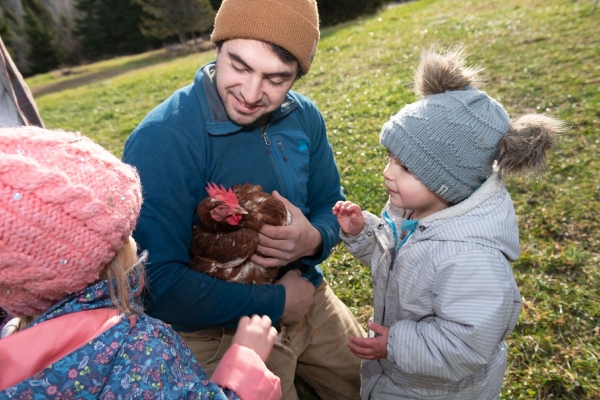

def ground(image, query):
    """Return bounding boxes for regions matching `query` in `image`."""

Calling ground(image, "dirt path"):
[32,43,214,97]
[31,66,143,97]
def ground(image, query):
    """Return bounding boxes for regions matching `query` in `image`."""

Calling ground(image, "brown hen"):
[190,182,290,285]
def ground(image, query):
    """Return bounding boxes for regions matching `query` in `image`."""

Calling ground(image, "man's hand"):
[332,200,364,237]
[232,315,278,362]
[251,191,322,268]
[275,269,315,324]
[347,320,388,360]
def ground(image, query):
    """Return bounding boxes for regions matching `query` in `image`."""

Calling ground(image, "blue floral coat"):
[0,278,239,399]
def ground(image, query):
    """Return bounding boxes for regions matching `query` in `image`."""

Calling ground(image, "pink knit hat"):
[0,126,142,317]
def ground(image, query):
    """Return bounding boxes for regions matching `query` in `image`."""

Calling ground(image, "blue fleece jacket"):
[122,63,344,332]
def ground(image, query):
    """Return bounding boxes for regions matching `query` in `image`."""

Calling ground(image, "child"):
[0,126,281,400]
[332,47,565,399]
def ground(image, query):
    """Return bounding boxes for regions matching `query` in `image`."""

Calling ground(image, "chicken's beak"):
[225,205,247,226]
[233,206,248,215]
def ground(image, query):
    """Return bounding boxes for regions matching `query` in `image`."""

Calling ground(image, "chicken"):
[189,182,291,285]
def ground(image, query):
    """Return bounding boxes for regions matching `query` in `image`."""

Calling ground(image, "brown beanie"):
[211,0,320,75]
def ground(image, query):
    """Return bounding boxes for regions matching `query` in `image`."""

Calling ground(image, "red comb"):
[206,182,239,206]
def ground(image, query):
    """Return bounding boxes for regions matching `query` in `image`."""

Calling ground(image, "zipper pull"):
[262,130,271,146]
[262,127,271,155]
[277,141,288,162]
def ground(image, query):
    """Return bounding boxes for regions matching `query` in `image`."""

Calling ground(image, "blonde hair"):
[15,238,145,332]
[100,237,146,316]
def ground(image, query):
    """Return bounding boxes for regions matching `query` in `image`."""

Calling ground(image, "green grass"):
[29,0,600,398]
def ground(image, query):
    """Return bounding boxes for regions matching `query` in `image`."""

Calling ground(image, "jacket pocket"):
[270,131,310,207]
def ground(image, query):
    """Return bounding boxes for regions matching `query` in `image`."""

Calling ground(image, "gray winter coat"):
[342,174,522,400]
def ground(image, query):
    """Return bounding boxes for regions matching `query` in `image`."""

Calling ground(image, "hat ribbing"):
[211,0,320,75]
[0,127,142,316]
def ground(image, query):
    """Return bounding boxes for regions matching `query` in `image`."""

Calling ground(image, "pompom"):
[497,114,566,176]
[414,45,484,97]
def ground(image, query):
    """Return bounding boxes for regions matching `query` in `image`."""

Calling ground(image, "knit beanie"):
[0,126,142,317]
[211,0,320,75]
[380,48,510,204]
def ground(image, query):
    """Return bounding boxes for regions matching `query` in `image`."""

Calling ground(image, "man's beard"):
[214,68,270,126]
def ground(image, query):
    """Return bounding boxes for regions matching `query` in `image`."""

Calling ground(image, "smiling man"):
[122,1,364,398]
[215,39,297,127]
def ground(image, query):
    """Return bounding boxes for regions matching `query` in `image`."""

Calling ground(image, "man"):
[122,1,364,399]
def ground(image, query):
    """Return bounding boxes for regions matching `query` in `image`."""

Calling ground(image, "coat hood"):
[389,174,521,262]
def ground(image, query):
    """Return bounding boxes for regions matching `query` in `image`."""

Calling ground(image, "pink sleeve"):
[211,343,281,400]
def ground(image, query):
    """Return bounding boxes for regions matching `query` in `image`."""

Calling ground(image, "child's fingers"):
[347,337,380,360]
[267,326,278,344]
[338,201,354,210]
[346,203,360,213]
[237,315,251,331]
[347,338,366,357]
[348,336,376,349]
[236,315,272,339]
[252,314,271,327]
[248,315,273,335]
[252,315,277,344]
[367,320,387,335]
[234,315,278,362]
[332,201,347,214]
[350,333,388,359]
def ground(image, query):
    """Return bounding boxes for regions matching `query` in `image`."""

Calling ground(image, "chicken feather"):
[189,183,289,285]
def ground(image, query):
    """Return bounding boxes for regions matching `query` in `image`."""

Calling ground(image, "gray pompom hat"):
[381,83,510,204]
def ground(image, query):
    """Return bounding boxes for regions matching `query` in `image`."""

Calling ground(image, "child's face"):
[383,152,449,219]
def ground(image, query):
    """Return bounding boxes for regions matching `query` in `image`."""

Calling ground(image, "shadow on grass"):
[537,378,587,399]
[295,375,321,400]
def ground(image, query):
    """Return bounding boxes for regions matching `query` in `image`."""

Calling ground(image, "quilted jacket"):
[342,174,522,400]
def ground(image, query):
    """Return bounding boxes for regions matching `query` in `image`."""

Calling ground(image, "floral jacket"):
[0,277,279,399]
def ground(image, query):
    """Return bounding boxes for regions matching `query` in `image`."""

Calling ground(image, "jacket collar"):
[381,173,504,230]
[28,271,143,329]
[421,173,504,224]
[194,62,299,136]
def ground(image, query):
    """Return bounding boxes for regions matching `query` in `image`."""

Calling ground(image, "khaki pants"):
[179,281,365,400]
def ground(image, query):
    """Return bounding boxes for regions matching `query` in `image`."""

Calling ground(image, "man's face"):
[215,39,298,126]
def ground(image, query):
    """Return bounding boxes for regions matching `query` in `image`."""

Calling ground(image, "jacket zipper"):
[260,125,287,194]
[277,141,288,162]
[262,125,271,155]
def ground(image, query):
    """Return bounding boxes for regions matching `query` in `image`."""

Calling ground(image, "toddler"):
[332,47,564,399]
[0,126,281,399]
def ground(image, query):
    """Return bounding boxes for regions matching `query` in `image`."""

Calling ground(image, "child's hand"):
[332,201,365,237]
[347,320,389,360]
[232,315,278,362]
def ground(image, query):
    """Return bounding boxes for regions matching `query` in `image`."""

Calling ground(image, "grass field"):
[29,0,600,398]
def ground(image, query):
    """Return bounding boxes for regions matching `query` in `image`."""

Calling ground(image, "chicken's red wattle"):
[226,213,243,225]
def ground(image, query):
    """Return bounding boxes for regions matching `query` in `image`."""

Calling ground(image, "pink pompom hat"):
[0,126,142,317]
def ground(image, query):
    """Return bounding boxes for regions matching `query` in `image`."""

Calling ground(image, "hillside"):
[0,0,74,22]
[28,0,600,398]
[0,0,74,72]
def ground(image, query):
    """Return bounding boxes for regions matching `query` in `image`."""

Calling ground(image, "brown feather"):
[234,184,289,228]
[189,183,289,285]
